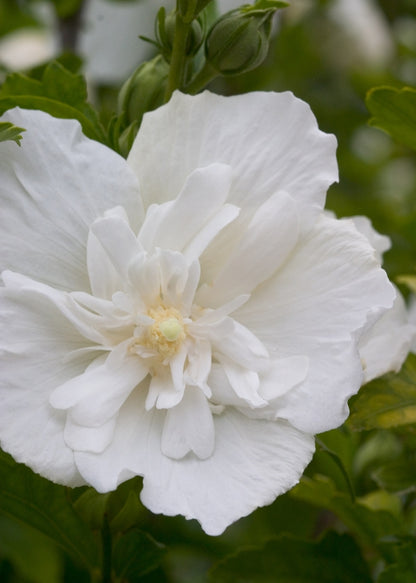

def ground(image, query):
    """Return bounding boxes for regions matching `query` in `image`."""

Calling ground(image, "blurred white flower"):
[0,28,56,71]
[351,216,416,382]
[329,0,394,68]
[0,91,395,534]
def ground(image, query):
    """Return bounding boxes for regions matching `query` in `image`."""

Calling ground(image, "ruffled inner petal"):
[50,344,148,426]
[138,163,233,253]
[161,387,215,460]
[197,191,300,307]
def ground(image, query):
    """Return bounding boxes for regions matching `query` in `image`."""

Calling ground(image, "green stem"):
[164,10,192,101]
[184,61,219,94]
[101,515,112,583]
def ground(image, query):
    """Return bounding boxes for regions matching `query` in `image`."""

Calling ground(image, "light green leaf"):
[348,354,416,431]
[113,528,166,580]
[0,62,107,143]
[366,86,416,150]
[0,450,98,570]
[209,531,372,583]
[0,121,25,145]
[396,274,416,294]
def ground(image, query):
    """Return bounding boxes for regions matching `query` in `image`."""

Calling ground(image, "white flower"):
[352,216,416,381]
[0,91,395,535]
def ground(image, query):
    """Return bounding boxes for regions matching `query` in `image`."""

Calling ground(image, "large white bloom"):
[0,92,395,535]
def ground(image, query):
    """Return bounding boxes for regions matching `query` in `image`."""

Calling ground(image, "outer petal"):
[0,286,91,486]
[359,288,416,383]
[74,391,315,535]
[0,108,143,292]
[236,214,395,433]
[128,91,338,227]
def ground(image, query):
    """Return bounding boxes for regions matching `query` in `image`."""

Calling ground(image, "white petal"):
[0,287,90,486]
[236,214,395,433]
[260,356,309,401]
[359,288,416,383]
[142,411,315,535]
[198,191,299,307]
[128,91,337,229]
[64,414,117,454]
[2,271,106,345]
[50,346,148,426]
[161,388,215,460]
[349,215,391,262]
[87,207,131,299]
[0,108,142,292]
[183,203,240,262]
[208,318,269,369]
[158,251,199,311]
[90,213,142,282]
[74,390,315,535]
[146,366,184,411]
[128,253,161,307]
[138,164,233,253]
[219,359,265,407]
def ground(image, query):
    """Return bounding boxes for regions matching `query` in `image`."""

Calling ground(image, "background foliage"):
[1,0,416,581]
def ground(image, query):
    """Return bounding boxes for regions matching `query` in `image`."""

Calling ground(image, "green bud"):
[156,9,204,60]
[205,1,286,76]
[118,55,169,126]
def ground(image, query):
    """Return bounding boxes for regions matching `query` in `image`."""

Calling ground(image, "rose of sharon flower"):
[353,216,416,382]
[0,92,395,535]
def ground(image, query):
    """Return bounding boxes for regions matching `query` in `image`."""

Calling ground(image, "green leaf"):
[113,528,166,580]
[291,475,403,547]
[209,531,372,583]
[372,459,416,494]
[396,274,416,294]
[0,515,62,583]
[366,86,416,150]
[377,540,416,583]
[0,121,25,145]
[0,62,107,143]
[349,354,416,431]
[0,450,98,570]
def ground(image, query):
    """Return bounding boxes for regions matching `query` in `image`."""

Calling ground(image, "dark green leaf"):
[378,540,416,583]
[0,515,62,583]
[366,86,416,150]
[0,62,107,143]
[349,354,416,431]
[0,450,98,570]
[291,475,403,547]
[209,531,372,583]
[372,458,416,493]
[0,121,25,145]
[113,528,166,580]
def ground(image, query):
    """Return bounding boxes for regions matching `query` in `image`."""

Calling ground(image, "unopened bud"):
[157,9,203,60]
[118,55,169,126]
[205,1,287,76]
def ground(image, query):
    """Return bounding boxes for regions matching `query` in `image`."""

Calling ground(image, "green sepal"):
[0,121,25,145]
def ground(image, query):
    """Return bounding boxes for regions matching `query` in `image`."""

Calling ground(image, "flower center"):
[145,305,186,358]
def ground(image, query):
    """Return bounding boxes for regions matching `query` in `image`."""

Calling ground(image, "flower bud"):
[157,9,204,60]
[205,1,286,75]
[118,55,169,126]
